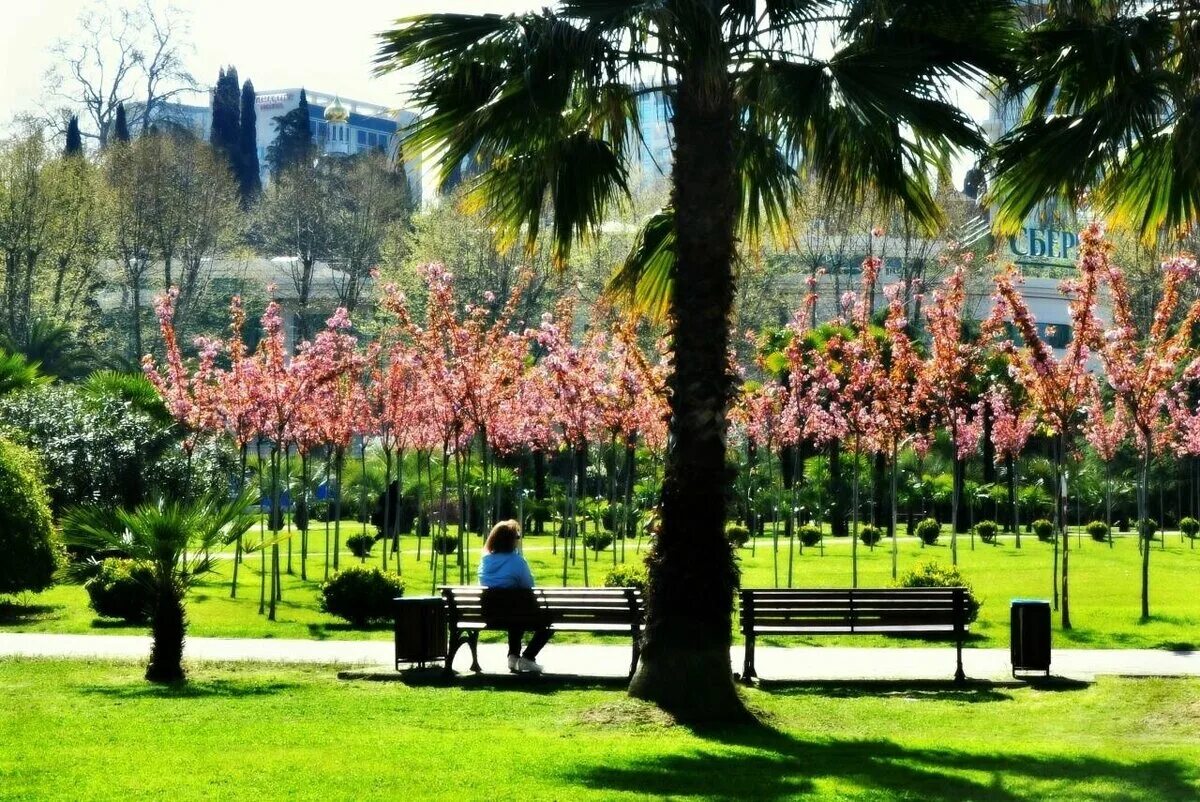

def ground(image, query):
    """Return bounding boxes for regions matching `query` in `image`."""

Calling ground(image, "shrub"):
[320,566,405,627]
[0,437,59,594]
[974,520,999,545]
[726,524,751,549]
[346,533,375,558]
[799,524,823,547]
[603,563,648,593]
[1180,517,1200,539]
[1086,520,1110,542]
[84,558,155,622]
[1138,518,1159,540]
[915,518,941,545]
[859,524,883,546]
[1032,519,1055,542]
[584,532,614,552]
[431,534,458,556]
[896,561,981,624]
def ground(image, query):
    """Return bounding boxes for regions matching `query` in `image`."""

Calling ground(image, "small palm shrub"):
[1138,518,1159,540]
[726,524,751,549]
[431,534,458,555]
[1086,521,1110,542]
[1032,519,1055,542]
[603,563,648,593]
[974,520,999,545]
[320,566,405,627]
[799,524,823,547]
[584,532,614,552]
[859,524,883,546]
[896,561,981,623]
[0,437,60,595]
[346,533,375,558]
[1180,517,1200,539]
[916,518,941,545]
[84,559,155,622]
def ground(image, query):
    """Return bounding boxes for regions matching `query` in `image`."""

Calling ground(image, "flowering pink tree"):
[1096,242,1200,619]
[987,384,1038,547]
[988,224,1105,628]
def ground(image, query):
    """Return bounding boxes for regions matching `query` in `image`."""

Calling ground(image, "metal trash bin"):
[393,596,447,670]
[1010,599,1051,678]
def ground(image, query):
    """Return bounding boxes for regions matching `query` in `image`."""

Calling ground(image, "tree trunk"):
[1140,449,1151,620]
[628,63,747,722]
[145,585,187,683]
[829,440,847,537]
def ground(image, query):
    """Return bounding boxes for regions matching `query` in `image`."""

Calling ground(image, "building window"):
[357,130,367,145]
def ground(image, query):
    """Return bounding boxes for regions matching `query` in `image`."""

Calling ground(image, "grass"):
[2,521,1199,650]
[0,658,1197,800]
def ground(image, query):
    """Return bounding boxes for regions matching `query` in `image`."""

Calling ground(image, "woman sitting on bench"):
[479,520,551,674]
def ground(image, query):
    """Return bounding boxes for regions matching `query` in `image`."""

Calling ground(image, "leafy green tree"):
[0,437,58,595]
[62,491,257,682]
[265,88,314,179]
[378,0,1018,720]
[992,1,1200,239]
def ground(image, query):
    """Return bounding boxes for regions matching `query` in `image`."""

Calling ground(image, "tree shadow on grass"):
[575,721,1197,801]
[754,679,1019,703]
[77,678,302,700]
[0,601,61,625]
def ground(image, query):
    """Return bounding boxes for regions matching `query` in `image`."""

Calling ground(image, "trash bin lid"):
[1010,598,1051,606]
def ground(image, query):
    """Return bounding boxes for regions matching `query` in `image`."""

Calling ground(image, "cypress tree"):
[64,116,83,157]
[210,66,242,178]
[238,80,262,204]
[265,88,315,178]
[113,103,130,143]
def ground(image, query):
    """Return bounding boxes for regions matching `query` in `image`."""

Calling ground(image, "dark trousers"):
[507,628,552,658]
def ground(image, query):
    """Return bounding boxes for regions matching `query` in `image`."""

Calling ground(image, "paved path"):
[2,633,1197,682]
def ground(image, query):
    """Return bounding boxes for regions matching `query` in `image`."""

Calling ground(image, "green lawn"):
[0,659,1196,800]
[2,522,1199,649]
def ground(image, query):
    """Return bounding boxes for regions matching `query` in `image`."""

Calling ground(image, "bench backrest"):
[442,586,644,627]
[739,587,967,632]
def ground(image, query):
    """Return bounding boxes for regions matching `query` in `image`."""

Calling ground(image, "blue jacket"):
[478,552,535,589]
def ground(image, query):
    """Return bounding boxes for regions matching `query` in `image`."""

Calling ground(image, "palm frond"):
[0,350,50,396]
[82,370,171,425]
[606,207,675,322]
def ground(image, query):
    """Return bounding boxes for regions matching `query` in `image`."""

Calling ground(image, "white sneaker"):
[507,655,520,673]
[516,657,544,674]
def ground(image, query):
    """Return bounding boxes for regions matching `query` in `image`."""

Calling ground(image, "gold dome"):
[323,96,349,123]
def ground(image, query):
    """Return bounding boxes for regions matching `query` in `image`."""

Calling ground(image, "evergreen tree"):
[64,116,83,157]
[210,66,242,178]
[113,103,130,144]
[238,79,262,205]
[265,88,314,178]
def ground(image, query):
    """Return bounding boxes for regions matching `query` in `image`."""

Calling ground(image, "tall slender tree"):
[209,66,242,177]
[378,0,1019,721]
[266,88,314,179]
[113,103,130,144]
[64,116,83,157]
[238,79,262,205]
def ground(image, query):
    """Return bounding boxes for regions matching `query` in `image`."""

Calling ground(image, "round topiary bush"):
[1086,520,1110,542]
[974,520,999,545]
[896,561,981,623]
[1032,518,1055,542]
[346,532,375,558]
[320,566,405,627]
[799,524,823,547]
[859,524,883,546]
[603,563,648,593]
[584,532,614,553]
[431,534,458,556]
[1180,517,1200,540]
[725,524,750,549]
[0,437,59,595]
[84,558,155,622]
[916,518,941,545]
[1138,518,1159,540]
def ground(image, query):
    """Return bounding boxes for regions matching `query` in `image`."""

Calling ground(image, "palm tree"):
[0,319,93,381]
[61,491,257,683]
[0,350,49,396]
[378,1,1018,721]
[992,1,1200,239]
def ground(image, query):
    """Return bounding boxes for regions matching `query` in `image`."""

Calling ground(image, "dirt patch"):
[579,699,679,729]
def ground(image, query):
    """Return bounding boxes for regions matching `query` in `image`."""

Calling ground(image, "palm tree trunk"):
[146,585,187,683]
[628,64,746,722]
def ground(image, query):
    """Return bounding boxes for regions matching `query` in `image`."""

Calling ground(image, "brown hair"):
[484,519,521,554]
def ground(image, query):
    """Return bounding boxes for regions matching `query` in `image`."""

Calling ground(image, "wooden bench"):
[739,587,971,683]
[441,586,645,678]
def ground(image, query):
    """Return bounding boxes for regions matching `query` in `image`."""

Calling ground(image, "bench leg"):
[467,631,482,673]
[741,634,757,684]
[445,629,466,676]
[954,637,966,684]
[628,631,641,681]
